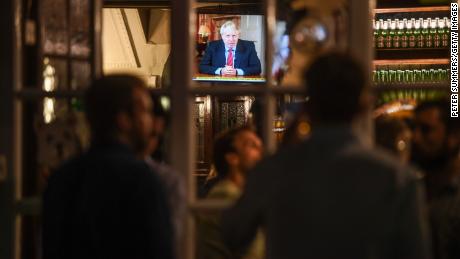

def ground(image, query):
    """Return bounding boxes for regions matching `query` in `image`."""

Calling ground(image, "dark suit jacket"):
[199,39,262,76]
[42,143,174,259]
[222,126,432,259]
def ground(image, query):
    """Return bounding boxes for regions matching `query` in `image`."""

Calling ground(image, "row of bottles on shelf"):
[373,17,450,49]
[378,89,447,104]
[373,68,450,84]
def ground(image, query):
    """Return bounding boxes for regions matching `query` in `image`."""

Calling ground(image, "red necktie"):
[226,49,233,67]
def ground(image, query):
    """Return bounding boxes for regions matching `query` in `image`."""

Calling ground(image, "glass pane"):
[271,1,349,86]
[272,94,310,148]
[70,0,91,57]
[42,57,68,90]
[19,98,88,200]
[193,9,266,85]
[194,95,258,198]
[71,61,91,90]
[102,8,171,88]
[41,0,68,55]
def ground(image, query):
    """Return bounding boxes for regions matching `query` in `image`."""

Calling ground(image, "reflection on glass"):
[70,0,91,57]
[43,58,57,123]
[195,100,206,162]
[272,21,290,85]
[102,8,171,88]
[41,0,68,55]
[71,61,91,89]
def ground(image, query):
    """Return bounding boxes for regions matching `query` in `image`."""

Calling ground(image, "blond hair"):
[220,21,239,35]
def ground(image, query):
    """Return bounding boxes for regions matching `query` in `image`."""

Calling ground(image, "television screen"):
[193,14,266,83]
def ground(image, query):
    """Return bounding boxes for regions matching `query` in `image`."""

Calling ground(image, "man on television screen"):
[199,21,262,76]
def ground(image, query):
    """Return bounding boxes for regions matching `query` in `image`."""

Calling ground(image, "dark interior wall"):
[0,0,16,258]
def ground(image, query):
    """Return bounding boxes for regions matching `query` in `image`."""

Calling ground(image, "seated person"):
[199,21,262,76]
[197,126,265,259]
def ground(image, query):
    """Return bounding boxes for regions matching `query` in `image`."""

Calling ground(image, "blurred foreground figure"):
[197,126,264,259]
[222,53,432,259]
[412,100,460,259]
[42,75,174,259]
[141,95,186,254]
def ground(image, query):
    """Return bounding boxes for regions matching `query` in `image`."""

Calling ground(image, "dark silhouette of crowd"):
[42,53,460,259]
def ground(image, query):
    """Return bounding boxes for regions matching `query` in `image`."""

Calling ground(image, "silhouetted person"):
[140,94,185,253]
[412,100,460,259]
[42,75,174,259]
[197,126,264,259]
[375,116,412,164]
[222,53,432,259]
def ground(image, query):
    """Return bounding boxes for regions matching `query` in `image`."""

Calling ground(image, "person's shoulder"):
[344,144,420,185]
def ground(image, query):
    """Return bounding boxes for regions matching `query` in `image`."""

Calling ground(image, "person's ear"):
[116,112,132,133]
[225,152,239,168]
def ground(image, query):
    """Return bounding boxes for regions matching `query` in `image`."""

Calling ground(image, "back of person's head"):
[212,126,253,180]
[415,99,460,135]
[84,74,147,144]
[305,52,367,124]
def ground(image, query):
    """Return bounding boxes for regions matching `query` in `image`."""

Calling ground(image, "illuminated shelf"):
[373,82,450,91]
[376,48,449,59]
[374,6,450,14]
[373,58,449,66]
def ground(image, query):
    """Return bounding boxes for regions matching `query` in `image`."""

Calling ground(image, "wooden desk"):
[193,73,266,83]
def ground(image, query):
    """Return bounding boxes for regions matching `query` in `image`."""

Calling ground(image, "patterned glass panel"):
[41,0,68,55]
[70,0,91,57]
[220,101,246,131]
[71,61,91,90]
[36,99,89,170]
[221,103,229,131]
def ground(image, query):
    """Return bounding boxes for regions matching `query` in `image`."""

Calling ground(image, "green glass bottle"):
[392,19,401,48]
[414,19,424,48]
[426,18,435,48]
[401,19,409,48]
[377,19,385,48]
[429,69,436,83]
[420,90,427,101]
[397,90,404,100]
[421,19,430,48]
[388,20,396,48]
[389,69,396,84]
[396,69,404,83]
[382,92,390,103]
[433,18,441,48]
[442,17,450,48]
[381,70,388,84]
[373,20,377,48]
[414,69,422,83]
[408,19,417,48]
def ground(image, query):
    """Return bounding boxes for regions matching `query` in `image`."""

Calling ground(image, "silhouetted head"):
[84,74,153,152]
[213,126,263,181]
[412,99,460,172]
[305,52,368,125]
